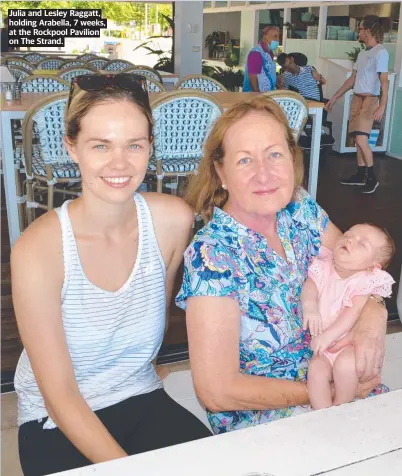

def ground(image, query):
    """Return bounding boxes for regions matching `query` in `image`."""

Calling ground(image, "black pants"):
[19,389,211,476]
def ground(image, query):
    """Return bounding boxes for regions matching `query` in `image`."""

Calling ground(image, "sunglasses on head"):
[67,73,150,110]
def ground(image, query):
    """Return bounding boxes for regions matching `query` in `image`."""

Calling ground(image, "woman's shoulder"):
[139,192,194,231]
[11,210,63,274]
[286,187,328,227]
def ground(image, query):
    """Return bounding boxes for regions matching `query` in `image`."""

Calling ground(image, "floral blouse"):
[176,189,387,434]
[176,189,327,433]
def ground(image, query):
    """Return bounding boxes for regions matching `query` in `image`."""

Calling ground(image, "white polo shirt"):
[353,44,389,96]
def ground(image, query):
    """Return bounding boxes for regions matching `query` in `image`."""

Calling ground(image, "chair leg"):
[14,168,26,232]
[156,160,163,194]
[26,179,35,225]
[47,183,54,210]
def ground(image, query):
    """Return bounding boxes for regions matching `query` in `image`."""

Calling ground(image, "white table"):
[58,390,402,476]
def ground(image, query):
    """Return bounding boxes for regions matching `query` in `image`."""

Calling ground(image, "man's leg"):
[340,95,367,186]
[355,134,378,194]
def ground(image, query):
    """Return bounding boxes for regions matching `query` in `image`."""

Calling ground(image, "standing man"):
[243,25,280,92]
[326,15,389,194]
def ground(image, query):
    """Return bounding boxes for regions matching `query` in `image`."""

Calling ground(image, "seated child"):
[301,224,395,410]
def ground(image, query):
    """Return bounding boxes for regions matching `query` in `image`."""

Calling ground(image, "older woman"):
[176,96,388,434]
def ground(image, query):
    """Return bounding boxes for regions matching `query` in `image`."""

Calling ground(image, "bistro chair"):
[7,65,31,82]
[145,78,166,93]
[35,57,65,71]
[20,76,70,93]
[23,53,46,65]
[59,60,87,71]
[261,90,309,141]
[1,57,34,72]
[87,58,109,70]
[149,90,223,194]
[77,53,100,62]
[59,66,97,83]
[175,74,227,92]
[104,59,135,72]
[125,65,162,82]
[22,92,81,224]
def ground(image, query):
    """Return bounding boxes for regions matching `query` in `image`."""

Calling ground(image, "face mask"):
[270,40,280,51]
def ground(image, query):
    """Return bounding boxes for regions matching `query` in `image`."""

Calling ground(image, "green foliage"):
[346,44,364,63]
[1,2,172,29]
[133,13,174,73]
[202,64,244,92]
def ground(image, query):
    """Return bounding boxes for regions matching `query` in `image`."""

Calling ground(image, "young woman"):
[13,74,210,476]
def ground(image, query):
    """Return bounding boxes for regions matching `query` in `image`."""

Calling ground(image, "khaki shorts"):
[348,94,379,137]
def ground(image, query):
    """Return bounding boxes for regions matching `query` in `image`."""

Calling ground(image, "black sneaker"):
[340,173,366,186]
[360,179,379,194]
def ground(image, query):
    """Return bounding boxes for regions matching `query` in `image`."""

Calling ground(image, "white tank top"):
[14,194,166,429]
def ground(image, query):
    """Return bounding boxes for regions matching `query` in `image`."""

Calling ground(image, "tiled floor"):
[2,332,402,476]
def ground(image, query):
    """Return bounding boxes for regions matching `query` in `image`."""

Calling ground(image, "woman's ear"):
[64,136,78,165]
[214,161,226,187]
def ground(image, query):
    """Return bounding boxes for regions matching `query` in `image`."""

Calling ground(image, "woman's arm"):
[186,296,308,413]
[321,220,342,251]
[11,215,127,464]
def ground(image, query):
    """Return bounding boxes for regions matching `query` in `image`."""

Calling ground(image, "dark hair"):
[289,52,308,67]
[364,224,396,269]
[65,87,153,143]
[277,53,289,67]
[4,16,8,27]
[362,15,384,43]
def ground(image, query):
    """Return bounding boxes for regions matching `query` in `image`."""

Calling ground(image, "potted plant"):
[205,31,221,58]
[346,44,364,63]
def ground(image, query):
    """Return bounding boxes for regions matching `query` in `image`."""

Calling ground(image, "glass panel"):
[203,1,212,7]
[215,2,228,7]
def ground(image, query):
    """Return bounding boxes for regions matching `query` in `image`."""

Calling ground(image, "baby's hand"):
[303,309,323,337]
[311,333,334,356]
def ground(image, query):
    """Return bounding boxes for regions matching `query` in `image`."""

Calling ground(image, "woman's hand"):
[328,298,387,383]
[355,375,381,399]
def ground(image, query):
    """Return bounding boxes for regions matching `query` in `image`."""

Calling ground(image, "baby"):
[301,223,395,410]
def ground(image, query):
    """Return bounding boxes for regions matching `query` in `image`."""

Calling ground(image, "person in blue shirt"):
[243,25,280,92]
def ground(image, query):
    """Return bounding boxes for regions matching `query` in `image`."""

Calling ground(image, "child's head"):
[333,224,395,272]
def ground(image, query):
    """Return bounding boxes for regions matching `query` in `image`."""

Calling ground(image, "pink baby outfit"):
[308,246,395,365]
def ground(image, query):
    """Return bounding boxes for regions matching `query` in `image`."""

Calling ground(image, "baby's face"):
[333,224,386,272]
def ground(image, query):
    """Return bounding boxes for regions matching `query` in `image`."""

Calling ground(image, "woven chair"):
[175,74,227,92]
[22,92,81,224]
[149,90,223,194]
[1,57,34,72]
[36,57,65,70]
[87,58,108,70]
[7,65,31,81]
[104,59,134,72]
[20,76,70,93]
[77,53,100,62]
[261,90,309,141]
[59,66,97,83]
[124,66,162,82]
[145,78,166,93]
[23,53,46,64]
[59,60,87,71]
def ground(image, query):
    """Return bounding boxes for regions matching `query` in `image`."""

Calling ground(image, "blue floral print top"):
[176,188,329,433]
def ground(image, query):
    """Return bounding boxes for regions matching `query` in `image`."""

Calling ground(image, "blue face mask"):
[270,40,280,51]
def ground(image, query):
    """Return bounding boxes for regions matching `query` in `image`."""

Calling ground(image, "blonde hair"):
[65,87,153,144]
[185,95,304,222]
